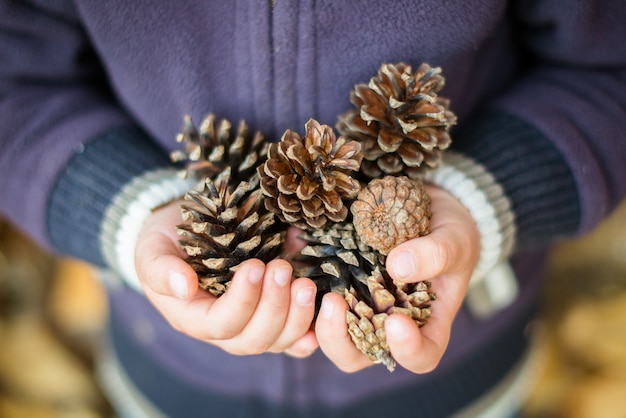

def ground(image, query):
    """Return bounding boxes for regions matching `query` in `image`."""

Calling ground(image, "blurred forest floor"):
[1,200,626,418]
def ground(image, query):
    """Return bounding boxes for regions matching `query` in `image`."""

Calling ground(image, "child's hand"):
[314,185,480,373]
[134,201,319,358]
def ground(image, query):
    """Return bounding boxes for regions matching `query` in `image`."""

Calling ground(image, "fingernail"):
[320,297,334,319]
[248,265,264,284]
[386,318,409,341]
[273,267,292,287]
[169,271,188,299]
[295,287,315,306]
[391,250,415,280]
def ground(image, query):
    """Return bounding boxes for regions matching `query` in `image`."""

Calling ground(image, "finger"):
[198,259,266,339]
[386,185,479,283]
[234,259,294,353]
[283,226,307,256]
[384,313,446,373]
[142,285,215,338]
[135,229,199,299]
[385,271,467,373]
[283,330,319,358]
[268,277,317,352]
[144,259,265,341]
[386,232,458,282]
[315,292,372,373]
[386,215,477,283]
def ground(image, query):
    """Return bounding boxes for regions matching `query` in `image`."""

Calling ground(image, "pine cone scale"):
[378,129,403,153]
[301,198,325,218]
[295,177,318,200]
[277,194,301,213]
[277,173,299,195]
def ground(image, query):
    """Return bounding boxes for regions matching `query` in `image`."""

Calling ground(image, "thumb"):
[135,231,199,299]
[386,233,455,282]
[134,201,199,299]
[386,185,479,282]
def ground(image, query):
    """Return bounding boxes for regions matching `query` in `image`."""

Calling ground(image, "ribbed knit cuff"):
[423,151,520,317]
[47,126,173,266]
[452,111,580,249]
[100,169,197,292]
[424,151,516,283]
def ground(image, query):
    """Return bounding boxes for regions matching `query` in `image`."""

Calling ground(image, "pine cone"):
[351,176,431,255]
[258,119,362,230]
[293,222,385,307]
[345,268,435,372]
[337,62,456,180]
[176,168,284,296]
[293,219,435,372]
[171,114,269,184]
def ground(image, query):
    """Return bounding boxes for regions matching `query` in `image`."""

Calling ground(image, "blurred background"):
[1,200,626,418]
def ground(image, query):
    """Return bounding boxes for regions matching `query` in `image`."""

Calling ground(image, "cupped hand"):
[134,200,319,358]
[314,185,480,373]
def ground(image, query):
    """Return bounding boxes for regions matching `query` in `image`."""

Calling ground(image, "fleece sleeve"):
[451,0,626,251]
[0,1,171,265]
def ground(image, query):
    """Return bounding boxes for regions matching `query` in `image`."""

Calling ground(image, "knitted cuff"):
[100,169,198,292]
[452,111,580,248]
[48,126,173,266]
[423,151,518,317]
[423,151,516,283]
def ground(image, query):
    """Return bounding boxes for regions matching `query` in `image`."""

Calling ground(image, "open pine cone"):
[171,114,269,184]
[294,222,385,309]
[337,62,456,180]
[176,168,284,296]
[258,119,362,230]
[296,227,435,372]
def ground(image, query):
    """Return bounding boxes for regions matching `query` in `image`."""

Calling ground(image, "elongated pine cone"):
[337,62,456,180]
[176,168,284,296]
[294,216,435,372]
[351,176,431,255]
[345,268,435,372]
[171,114,269,183]
[258,119,362,229]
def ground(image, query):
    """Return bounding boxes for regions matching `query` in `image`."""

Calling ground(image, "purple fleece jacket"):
[1,1,626,416]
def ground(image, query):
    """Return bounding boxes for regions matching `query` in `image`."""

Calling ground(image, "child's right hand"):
[134,200,319,358]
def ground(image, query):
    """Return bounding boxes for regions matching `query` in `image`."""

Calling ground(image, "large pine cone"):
[351,176,431,255]
[337,62,456,180]
[258,119,362,230]
[171,114,269,184]
[176,168,284,296]
[345,268,435,372]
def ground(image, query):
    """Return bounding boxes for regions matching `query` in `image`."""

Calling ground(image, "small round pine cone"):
[258,119,363,230]
[337,62,456,180]
[351,176,431,255]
